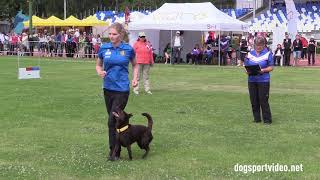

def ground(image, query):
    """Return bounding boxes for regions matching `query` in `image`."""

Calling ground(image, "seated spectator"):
[190,44,201,65]
[163,43,171,64]
[274,44,283,66]
[202,44,213,64]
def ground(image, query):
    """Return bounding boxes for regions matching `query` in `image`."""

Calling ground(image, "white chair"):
[312,6,317,11]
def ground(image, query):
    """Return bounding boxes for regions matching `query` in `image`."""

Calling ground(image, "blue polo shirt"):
[98,42,135,92]
[244,48,273,82]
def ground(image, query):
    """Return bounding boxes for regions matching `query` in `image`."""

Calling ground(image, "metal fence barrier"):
[0,41,100,59]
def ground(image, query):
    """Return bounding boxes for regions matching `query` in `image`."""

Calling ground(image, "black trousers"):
[274,56,281,66]
[219,51,227,65]
[29,45,34,56]
[284,50,291,66]
[248,82,272,123]
[103,89,129,156]
[240,52,247,62]
[308,51,315,65]
[0,43,3,53]
[301,48,307,59]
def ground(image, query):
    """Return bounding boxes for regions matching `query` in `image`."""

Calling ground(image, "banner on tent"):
[18,66,40,79]
[285,0,299,39]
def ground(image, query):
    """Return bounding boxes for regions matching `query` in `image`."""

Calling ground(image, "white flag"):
[285,0,299,39]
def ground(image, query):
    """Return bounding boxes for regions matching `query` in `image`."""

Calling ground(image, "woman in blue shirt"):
[96,23,138,160]
[244,36,273,124]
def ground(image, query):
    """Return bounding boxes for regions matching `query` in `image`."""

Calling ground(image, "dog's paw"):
[108,156,120,161]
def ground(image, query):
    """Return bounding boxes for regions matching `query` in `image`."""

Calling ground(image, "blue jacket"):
[98,42,135,92]
[244,48,273,82]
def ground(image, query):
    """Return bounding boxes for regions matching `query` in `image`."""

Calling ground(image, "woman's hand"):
[96,59,105,78]
[132,79,138,87]
[97,70,106,78]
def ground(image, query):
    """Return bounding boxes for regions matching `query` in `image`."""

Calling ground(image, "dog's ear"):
[128,113,133,118]
[112,112,119,118]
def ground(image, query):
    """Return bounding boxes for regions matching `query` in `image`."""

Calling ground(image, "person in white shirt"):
[21,32,29,54]
[39,33,47,57]
[74,29,80,38]
[91,35,97,58]
[273,44,283,66]
[0,32,4,55]
[171,31,184,64]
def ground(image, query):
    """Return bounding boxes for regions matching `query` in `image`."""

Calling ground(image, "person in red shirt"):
[132,32,154,95]
[9,33,19,55]
[300,35,308,60]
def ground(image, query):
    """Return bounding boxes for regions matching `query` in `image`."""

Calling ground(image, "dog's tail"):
[142,113,153,130]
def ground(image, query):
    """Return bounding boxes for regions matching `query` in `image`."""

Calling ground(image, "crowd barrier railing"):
[0,41,100,59]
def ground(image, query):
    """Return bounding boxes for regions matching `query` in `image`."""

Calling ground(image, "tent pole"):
[218,30,221,66]
[231,31,234,64]
[170,30,173,65]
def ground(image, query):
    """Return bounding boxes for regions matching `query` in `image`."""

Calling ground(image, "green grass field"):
[1,56,319,179]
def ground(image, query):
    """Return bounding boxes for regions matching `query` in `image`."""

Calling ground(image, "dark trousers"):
[0,43,3,53]
[192,54,201,64]
[172,47,181,64]
[85,45,92,58]
[308,51,315,65]
[220,51,227,65]
[202,54,212,64]
[284,50,291,66]
[248,82,272,123]
[240,52,247,62]
[9,44,17,55]
[301,48,307,59]
[29,45,34,56]
[103,89,129,157]
[274,56,281,66]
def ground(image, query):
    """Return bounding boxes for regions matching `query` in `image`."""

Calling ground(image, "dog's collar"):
[116,125,129,133]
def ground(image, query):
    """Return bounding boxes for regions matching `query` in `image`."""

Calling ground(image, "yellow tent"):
[23,15,47,27]
[44,16,64,26]
[81,15,109,26]
[62,15,83,26]
[22,15,108,27]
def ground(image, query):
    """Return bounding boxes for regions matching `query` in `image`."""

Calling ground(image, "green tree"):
[0,0,236,22]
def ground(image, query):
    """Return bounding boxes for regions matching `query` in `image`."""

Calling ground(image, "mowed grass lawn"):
[0,56,319,179]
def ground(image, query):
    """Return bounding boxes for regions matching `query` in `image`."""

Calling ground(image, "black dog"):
[110,109,153,161]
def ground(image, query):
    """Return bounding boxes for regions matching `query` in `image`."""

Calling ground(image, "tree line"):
[0,0,235,21]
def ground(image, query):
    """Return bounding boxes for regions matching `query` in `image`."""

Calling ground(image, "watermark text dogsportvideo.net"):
[234,163,303,173]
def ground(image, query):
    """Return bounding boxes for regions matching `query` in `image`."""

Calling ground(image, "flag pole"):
[28,0,33,34]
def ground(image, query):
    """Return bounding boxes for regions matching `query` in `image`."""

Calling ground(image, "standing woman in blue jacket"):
[244,36,273,124]
[96,22,138,160]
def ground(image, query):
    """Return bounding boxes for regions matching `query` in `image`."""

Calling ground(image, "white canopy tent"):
[129,2,249,31]
[128,2,249,64]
